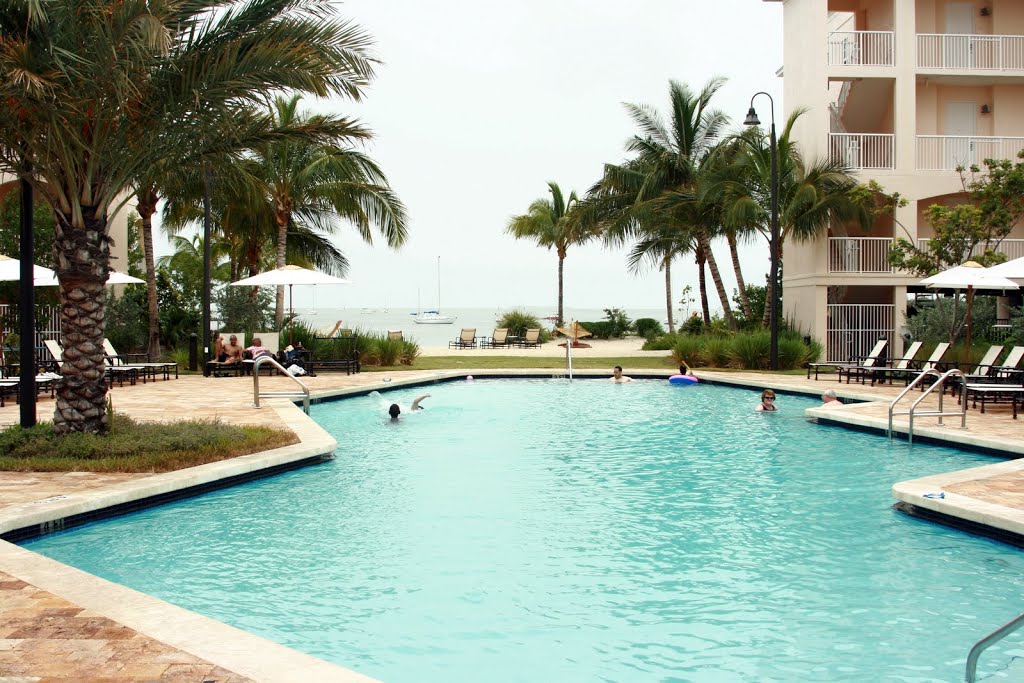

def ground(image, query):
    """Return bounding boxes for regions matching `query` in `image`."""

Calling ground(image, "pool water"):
[22,379,1024,682]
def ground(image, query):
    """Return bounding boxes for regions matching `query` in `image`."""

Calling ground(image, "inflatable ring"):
[669,374,698,385]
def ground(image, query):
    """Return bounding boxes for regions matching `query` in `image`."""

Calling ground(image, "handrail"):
[888,368,966,444]
[565,337,573,381]
[252,355,310,414]
[966,612,1024,682]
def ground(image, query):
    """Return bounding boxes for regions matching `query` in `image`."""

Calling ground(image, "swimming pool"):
[22,379,1024,681]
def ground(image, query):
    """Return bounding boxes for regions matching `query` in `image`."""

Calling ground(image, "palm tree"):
[587,78,733,331]
[253,95,409,326]
[0,0,377,433]
[506,182,591,326]
[719,112,866,327]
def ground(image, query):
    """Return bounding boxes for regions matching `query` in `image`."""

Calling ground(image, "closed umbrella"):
[919,261,1019,363]
[230,265,353,344]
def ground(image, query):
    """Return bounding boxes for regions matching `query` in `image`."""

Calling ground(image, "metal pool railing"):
[252,356,310,414]
[887,368,966,444]
[965,612,1024,683]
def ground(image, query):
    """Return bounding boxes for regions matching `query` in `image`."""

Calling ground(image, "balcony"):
[916,136,1024,171]
[827,31,894,67]
[828,238,896,273]
[918,34,1024,71]
[829,133,895,170]
[916,238,1024,262]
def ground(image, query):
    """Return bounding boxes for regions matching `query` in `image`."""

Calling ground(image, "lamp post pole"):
[744,92,780,371]
[19,168,36,427]
[201,162,212,377]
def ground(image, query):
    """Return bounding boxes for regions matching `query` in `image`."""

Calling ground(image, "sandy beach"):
[419,336,670,358]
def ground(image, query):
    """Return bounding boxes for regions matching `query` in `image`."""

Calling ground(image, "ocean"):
[294,306,668,347]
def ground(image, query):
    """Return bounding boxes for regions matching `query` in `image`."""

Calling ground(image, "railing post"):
[189,333,198,372]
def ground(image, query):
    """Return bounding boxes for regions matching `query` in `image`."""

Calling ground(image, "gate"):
[826,304,894,363]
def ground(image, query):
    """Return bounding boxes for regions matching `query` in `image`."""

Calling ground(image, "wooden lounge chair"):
[858,341,923,386]
[807,339,888,381]
[483,328,509,349]
[103,340,178,380]
[449,328,477,349]
[517,328,541,349]
[387,330,403,341]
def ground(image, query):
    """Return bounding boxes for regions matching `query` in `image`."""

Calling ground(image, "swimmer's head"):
[388,403,401,418]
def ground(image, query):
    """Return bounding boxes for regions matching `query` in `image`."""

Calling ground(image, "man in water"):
[821,388,843,408]
[387,394,430,420]
[610,366,633,383]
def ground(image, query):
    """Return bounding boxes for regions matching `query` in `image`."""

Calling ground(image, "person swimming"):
[370,391,430,420]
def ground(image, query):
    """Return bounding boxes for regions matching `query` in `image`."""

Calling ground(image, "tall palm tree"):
[719,112,866,327]
[0,0,377,433]
[253,95,408,326]
[587,78,732,331]
[506,182,591,326]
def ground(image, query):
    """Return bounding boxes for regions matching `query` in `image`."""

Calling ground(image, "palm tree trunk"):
[274,202,289,327]
[53,205,110,435]
[727,231,752,320]
[664,255,675,334]
[700,234,735,328]
[136,185,161,358]
[696,246,711,325]
[557,249,566,326]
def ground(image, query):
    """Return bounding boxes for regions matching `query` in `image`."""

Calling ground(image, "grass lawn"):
[0,413,297,472]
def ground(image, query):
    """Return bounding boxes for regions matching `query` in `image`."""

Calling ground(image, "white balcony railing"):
[918,34,1024,71]
[828,238,896,273]
[828,31,895,66]
[830,133,895,169]
[916,238,1024,262]
[916,136,1024,171]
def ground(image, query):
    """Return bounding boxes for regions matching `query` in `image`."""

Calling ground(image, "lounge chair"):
[244,332,281,375]
[961,345,1006,383]
[517,328,541,349]
[858,341,923,386]
[807,339,888,381]
[449,328,477,349]
[993,346,1024,378]
[963,371,1024,418]
[387,330,403,341]
[890,341,953,388]
[207,332,246,377]
[103,340,178,380]
[45,339,137,387]
[483,328,509,349]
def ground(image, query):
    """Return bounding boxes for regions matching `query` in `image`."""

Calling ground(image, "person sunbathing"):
[246,338,273,360]
[218,334,243,364]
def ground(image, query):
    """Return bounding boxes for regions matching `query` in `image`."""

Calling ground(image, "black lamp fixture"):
[743,92,780,371]
[981,104,991,114]
[980,7,991,16]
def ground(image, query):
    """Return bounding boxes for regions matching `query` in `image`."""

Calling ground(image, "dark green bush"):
[643,332,682,351]
[580,321,614,339]
[681,314,704,335]
[603,308,632,337]
[496,310,552,342]
[634,318,664,339]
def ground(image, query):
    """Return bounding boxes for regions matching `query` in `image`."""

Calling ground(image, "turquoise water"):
[22,380,1024,682]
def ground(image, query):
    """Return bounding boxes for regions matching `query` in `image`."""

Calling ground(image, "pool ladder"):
[887,368,966,444]
[965,611,1024,682]
[252,356,311,414]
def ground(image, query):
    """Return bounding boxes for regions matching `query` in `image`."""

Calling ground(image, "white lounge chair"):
[103,340,178,380]
[807,339,888,382]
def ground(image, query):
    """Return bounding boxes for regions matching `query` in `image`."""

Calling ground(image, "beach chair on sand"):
[387,330,403,341]
[517,328,541,349]
[856,341,923,386]
[807,339,887,381]
[482,328,509,349]
[103,340,178,380]
[449,328,477,349]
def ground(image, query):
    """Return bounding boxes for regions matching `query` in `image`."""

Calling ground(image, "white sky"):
[160,0,784,312]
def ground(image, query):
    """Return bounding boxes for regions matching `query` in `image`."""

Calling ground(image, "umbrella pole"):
[288,283,294,347]
[965,286,973,367]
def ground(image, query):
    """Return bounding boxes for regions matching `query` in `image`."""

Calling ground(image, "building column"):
[895,199,918,243]
[893,0,917,173]
[893,285,908,358]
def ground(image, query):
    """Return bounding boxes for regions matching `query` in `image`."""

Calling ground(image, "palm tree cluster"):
[507,79,866,332]
[0,0,407,434]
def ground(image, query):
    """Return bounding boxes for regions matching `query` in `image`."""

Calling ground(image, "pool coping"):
[1,368,1021,680]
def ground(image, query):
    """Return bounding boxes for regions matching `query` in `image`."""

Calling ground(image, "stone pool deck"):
[0,366,1020,680]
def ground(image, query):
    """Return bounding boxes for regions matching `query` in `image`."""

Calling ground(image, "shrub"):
[643,332,682,351]
[778,336,811,369]
[634,318,664,339]
[681,314,704,335]
[729,331,771,370]
[216,285,274,333]
[497,309,542,337]
[105,287,147,353]
[603,308,632,337]
[671,335,706,367]
[580,321,614,339]
[702,335,733,368]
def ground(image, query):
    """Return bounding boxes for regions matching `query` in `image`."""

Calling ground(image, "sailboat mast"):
[437,255,441,312]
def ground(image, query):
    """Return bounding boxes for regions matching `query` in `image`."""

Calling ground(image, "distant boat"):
[414,256,455,324]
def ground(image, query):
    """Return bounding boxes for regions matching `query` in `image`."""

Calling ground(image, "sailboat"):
[414,256,456,324]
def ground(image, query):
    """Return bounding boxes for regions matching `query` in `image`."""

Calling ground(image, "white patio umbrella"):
[32,269,146,286]
[986,255,1024,280]
[230,265,353,344]
[0,254,57,285]
[920,261,1019,363]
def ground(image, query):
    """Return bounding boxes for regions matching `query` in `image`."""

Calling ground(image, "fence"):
[0,304,61,364]
[918,34,1024,71]
[827,31,895,66]
[826,304,894,363]
[828,237,896,273]
[830,133,895,170]
[915,238,1024,262]
[916,136,1024,171]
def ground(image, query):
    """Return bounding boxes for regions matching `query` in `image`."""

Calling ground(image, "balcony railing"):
[829,238,896,273]
[828,31,895,66]
[916,238,1024,262]
[830,133,895,169]
[918,33,1024,71]
[916,136,1024,171]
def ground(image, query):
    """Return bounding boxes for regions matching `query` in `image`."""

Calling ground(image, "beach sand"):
[420,336,669,358]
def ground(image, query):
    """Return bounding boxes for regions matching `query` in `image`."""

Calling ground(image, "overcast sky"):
[164,0,784,312]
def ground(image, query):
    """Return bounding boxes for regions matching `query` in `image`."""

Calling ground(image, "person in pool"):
[755,389,778,412]
[388,394,430,421]
[610,366,633,383]
[821,388,843,408]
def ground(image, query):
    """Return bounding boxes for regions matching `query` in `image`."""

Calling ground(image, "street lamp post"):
[744,92,780,371]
